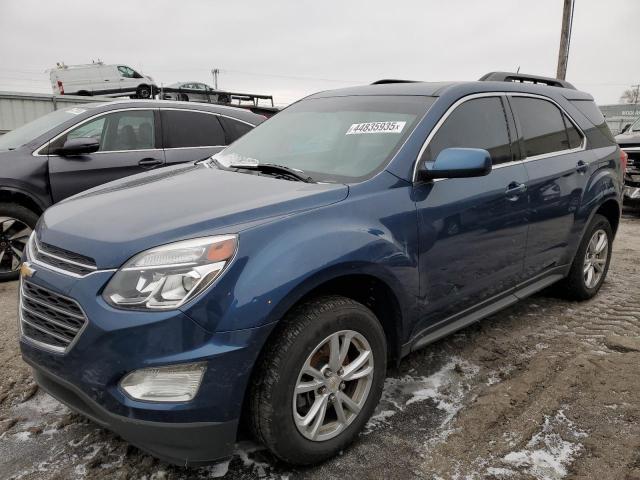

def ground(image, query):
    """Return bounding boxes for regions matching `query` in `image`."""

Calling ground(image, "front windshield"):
[0,107,88,151]
[631,116,640,132]
[214,95,435,182]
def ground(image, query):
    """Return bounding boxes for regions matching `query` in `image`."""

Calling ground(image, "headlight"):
[103,235,237,310]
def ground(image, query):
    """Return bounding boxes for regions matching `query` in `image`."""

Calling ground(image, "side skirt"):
[402,268,566,357]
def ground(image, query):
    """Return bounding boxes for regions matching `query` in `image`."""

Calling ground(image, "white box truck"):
[50,62,157,98]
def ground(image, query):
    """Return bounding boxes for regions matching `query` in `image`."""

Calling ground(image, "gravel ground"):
[2,214,640,480]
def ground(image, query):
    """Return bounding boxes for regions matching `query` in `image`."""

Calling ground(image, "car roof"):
[308,80,594,102]
[72,99,265,124]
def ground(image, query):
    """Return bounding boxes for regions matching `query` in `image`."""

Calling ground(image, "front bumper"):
[18,252,276,465]
[27,360,236,466]
[624,185,640,201]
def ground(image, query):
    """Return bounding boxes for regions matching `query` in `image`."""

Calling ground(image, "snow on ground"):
[366,357,479,432]
[491,410,587,479]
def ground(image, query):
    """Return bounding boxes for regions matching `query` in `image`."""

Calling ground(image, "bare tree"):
[620,86,640,104]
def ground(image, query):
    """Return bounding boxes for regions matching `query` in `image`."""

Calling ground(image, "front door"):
[48,109,165,201]
[413,95,529,334]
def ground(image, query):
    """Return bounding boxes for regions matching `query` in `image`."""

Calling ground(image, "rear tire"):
[248,295,387,465]
[0,203,38,282]
[557,214,613,300]
[178,93,189,101]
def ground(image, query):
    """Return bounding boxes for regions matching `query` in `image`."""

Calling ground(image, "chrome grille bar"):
[19,280,88,354]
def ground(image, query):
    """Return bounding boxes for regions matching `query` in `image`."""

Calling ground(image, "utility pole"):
[556,0,575,80]
[211,68,219,90]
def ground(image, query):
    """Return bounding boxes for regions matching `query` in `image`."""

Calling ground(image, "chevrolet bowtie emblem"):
[20,262,35,278]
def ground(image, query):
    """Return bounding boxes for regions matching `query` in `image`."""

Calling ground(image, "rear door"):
[161,109,227,165]
[508,95,589,278]
[48,109,165,201]
[413,95,529,330]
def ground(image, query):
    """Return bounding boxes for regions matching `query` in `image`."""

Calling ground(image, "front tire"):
[136,84,152,99]
[0,203,38,282]
[249,295,387,465]
[558,213,613,300]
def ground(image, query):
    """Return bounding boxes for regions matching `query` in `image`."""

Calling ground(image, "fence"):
[0,91,112,135]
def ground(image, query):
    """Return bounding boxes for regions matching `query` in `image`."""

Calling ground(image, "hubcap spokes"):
[0,217,32,273]
[293,330,374,441]
[583,229,608,289]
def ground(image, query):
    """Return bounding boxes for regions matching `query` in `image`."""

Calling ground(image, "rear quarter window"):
[570,100,615,143]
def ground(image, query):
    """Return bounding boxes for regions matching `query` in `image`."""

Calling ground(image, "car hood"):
[37,163,348,269]
[616,131,640,147]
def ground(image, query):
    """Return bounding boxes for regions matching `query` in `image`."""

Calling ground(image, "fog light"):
[120,362,206,402]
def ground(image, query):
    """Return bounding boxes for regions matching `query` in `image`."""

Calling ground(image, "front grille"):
[19,280,87,353]
[31,235,97,277]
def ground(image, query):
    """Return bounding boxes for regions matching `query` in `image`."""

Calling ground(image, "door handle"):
[576,160,588,174]
[505,182,527,200]
[138,158,163,169]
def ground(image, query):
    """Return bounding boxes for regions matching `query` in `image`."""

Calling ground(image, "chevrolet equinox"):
[19,72,623,466]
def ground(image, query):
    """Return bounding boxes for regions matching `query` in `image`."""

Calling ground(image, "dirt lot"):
[2,215,640,480]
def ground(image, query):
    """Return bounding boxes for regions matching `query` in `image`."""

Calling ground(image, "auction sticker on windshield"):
[346,121,406,135]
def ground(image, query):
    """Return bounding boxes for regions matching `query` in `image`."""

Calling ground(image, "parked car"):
[18,73,622,467]
[0,100,263,280]
[162,81,229,103]
[615,116,640,204]
[50,62,157,99]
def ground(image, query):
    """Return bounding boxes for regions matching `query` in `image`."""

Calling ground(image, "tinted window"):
[511,97,571,157]
[49,110,155,153]
[162,111,225,148]
[424,97,512,164]
[219,117,253,143]
[570,100,615,143]
[563,114,583,149]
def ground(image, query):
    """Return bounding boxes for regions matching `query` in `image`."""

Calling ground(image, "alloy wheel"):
[583,228,608,289]
[293,330,374,441]
[0,217,31,273]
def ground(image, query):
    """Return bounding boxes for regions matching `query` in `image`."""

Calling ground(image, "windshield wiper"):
[228,163,315,183]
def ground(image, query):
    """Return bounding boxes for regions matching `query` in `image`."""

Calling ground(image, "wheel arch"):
[237,271,404,440]
[594,198,620,237]
[0,187,46,215]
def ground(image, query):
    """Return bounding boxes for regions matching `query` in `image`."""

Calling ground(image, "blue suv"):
[19,72,622,466]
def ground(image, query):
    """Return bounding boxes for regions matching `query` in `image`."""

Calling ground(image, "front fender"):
[180,175,419,335]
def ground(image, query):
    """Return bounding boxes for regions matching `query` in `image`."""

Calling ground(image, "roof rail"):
[371,79,420,85]
[479,72,576,90]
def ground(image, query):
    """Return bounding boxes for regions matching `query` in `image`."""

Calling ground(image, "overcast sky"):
[0,0,638,106]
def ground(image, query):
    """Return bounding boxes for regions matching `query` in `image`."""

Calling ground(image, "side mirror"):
[56,137,100,156]
[419,148,492,180]
[621,124,631,134]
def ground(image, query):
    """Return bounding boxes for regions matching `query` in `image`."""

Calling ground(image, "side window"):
[162,110,225,148]
[48,116,106,153]
[117,66,135,78]
[563,114,583,149]
[50,110,155,153]
[424,97,513,164]
[219,117,254,143]
[510,97,574,157]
